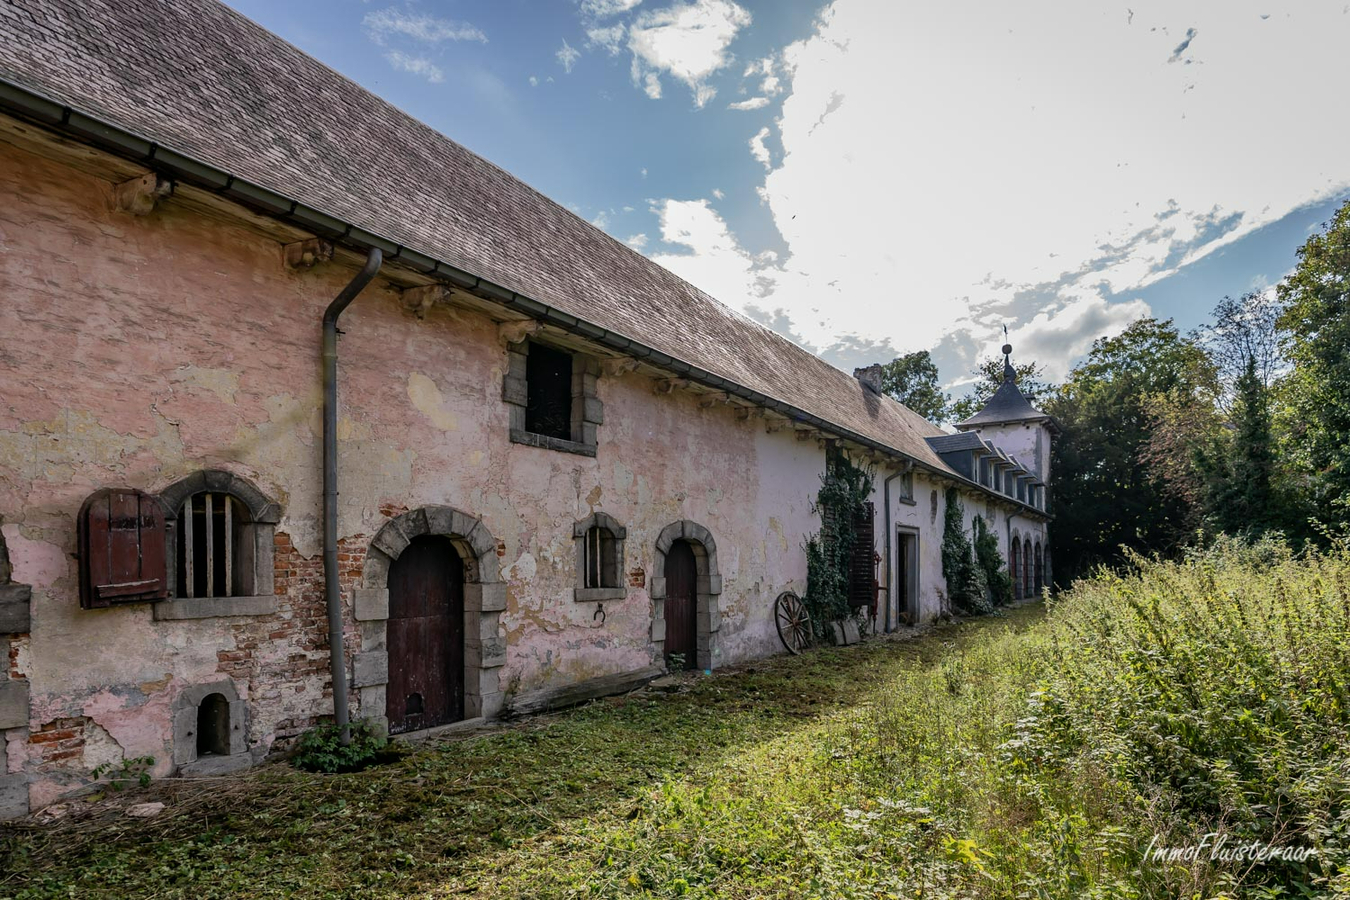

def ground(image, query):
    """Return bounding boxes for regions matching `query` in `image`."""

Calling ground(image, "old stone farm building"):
[0,0,1053,818]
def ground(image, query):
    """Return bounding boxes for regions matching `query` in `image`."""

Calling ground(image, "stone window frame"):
[503,338,603,457]
[573,512,627,602]
[154,470,280,621]
[649,520,722,671]
[354,506,507,727]
[895,470,915,505]
[0,521,31,819]
[172,679,251,775]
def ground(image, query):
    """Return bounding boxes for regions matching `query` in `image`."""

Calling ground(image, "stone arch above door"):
[649,520,722,671]
[355,506,506,725]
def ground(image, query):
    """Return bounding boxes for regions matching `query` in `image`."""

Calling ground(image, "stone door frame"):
[649,520,722,671]
[354,506,506,728]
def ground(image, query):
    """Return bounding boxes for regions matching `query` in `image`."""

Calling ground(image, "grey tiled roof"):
[957,376,1050,428]
[924,432,987,453]
[0,0,969,476]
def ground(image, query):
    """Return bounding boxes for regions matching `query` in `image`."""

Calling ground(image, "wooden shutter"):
[847,501,877,609]
[78,488,168,609]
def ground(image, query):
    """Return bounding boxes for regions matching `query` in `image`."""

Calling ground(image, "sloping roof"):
[957,356,1051,429]
[0,0,999,487]
[925,432,988,454]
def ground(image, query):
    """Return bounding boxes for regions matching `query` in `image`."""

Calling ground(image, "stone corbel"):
[401,284,450,319]
[698,392,732,409]
[601,356,641,378]
[497,319,541,346]
[112,173,173,215]
[652,378,689,394]
[283,238,334,270]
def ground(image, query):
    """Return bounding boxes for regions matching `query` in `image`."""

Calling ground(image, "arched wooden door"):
[386,535,464,733]
[1010,538,1021,600]
[664,539,698,669]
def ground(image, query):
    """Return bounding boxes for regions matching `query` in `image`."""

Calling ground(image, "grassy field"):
[3,540,1348,898]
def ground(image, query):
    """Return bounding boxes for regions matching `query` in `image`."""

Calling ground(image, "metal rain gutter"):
[0,76,1051,522]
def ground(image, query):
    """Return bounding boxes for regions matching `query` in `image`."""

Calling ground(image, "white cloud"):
[626,233,649,248]
[628,0,751,107]
[364,8,486,45]
[383,51,444,83]
[712,188,725,199]
[581,0,643,18]
[748,126,771,169]
[646,0,1350,376]
[586,24,627,55]
[640,167,648,178]
[557,39,581,73]
[529,75,539,87]
[649,199,772,306]
[728,96,769,110]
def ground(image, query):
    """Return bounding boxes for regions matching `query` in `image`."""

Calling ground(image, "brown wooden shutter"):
[848,501,876,609]
[78,488,168,609]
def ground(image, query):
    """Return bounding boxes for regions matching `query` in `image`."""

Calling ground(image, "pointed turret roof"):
[957,343,1055,430]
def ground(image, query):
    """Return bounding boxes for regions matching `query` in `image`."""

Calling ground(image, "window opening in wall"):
[897,471,914,502]
[583,525,618,589]
[177,493,250,598]
[196,692,230,757]
[525,343,573,440]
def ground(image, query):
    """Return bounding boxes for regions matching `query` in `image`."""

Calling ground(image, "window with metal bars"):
[582,525,618,589]
[175,492,253,598]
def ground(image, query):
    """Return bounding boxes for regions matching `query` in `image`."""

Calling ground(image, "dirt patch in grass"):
[0,607,1044,899]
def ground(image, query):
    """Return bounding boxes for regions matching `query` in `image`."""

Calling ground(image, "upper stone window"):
[503,338,603,457]
[525,343,573,441]
[896,470,914,503]
[573,512,626,602]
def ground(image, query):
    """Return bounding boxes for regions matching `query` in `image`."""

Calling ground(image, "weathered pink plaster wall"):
[0,133,828,808]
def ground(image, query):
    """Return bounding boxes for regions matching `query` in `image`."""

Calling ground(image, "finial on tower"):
[1001,325,1015,383]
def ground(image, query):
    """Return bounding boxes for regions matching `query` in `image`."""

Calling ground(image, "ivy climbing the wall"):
[941,488,992,615]
[804,448,875,640]
[973,515,1013,607]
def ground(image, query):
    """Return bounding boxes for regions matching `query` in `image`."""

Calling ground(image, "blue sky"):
[225,0,1350,392]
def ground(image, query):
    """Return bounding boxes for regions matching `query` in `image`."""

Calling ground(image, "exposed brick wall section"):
[29,717,88,766]
[203,531,369,746]
[8,635,26,679]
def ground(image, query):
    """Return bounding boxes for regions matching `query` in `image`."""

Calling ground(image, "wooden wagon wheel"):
[774,591,811,655]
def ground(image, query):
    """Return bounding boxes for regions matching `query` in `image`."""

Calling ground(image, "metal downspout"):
[323,248,383,742]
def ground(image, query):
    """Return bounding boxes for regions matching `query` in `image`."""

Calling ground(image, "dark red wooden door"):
[664,540,698,669]
[386,536,464,733]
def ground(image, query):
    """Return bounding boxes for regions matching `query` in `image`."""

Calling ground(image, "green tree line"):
[877,199,1350,584]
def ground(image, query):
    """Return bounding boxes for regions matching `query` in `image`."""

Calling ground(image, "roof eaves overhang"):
[0,76,1052,521]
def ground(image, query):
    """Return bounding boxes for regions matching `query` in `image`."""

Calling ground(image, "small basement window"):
[197,692,230,757]
[525,343,574,441]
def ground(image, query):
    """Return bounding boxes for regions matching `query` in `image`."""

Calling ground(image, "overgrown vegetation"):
[972,514,1013,606]
[940,488,991,614]
[4,541,1346,896]
[804,448,874,639]
[291,719,390,774]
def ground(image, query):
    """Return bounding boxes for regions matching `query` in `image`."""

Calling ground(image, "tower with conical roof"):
[955,342,1058,504]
